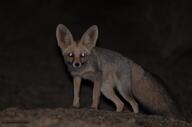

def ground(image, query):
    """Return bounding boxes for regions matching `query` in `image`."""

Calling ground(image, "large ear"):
[80,25,98,49]
[56,24,74,50]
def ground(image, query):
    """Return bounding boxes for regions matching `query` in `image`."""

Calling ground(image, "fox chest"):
[82,72,97,81]
[71,71,97,81]
[70,66,98,82]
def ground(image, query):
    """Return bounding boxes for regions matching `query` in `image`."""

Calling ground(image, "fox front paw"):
[90,104,98,110]
[72,103,80,108]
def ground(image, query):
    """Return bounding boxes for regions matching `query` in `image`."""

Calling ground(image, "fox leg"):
[101,83,124,112]
[121,93,139,113]
[91,80,101,109]
[117,87,139,113]
[72,76,81,108]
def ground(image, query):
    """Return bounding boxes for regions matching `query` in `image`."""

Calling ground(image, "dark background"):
[0,0,192,118]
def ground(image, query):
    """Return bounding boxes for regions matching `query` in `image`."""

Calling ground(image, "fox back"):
[56,24,179,117]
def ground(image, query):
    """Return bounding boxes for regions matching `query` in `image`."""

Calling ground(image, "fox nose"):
[73,62,81,68]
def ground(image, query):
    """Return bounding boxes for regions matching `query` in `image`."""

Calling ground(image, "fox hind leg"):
[117,86,139,113]
[101,83,124,112]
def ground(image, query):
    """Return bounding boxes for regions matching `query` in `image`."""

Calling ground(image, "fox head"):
[56,24,98,68]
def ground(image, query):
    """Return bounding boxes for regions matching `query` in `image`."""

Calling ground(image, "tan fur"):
[56,24,179,117]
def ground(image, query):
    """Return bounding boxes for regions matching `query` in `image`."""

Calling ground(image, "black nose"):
[73,62,81,68]
[75,63,80,67]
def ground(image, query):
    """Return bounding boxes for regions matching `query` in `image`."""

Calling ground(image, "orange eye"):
[68,52,73,57]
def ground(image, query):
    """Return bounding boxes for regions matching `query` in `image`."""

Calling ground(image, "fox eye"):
[80,53,85,57]
[68,52,73,57]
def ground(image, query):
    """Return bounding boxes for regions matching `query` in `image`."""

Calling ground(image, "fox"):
[55,24,179,117]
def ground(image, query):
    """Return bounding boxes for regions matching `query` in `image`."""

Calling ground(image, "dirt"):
[0,108,191,127]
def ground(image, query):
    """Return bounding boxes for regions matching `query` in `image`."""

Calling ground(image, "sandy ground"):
[0,108,191,127]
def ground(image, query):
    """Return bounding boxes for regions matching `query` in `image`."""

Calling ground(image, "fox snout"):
[72,61,82,68]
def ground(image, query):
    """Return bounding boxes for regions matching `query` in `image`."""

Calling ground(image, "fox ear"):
[80,25,98,49]
[56,24,74,50]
